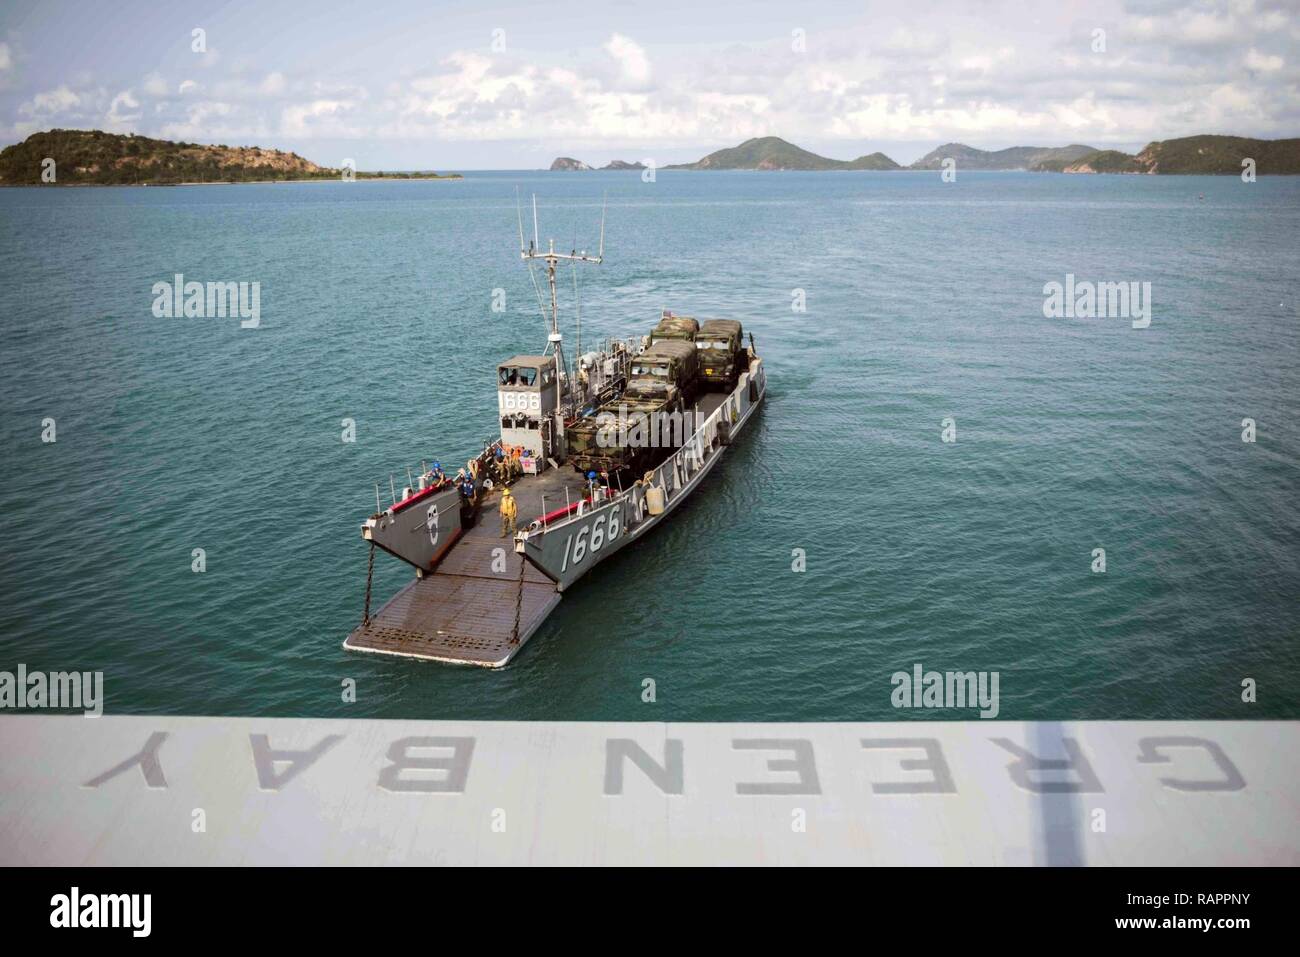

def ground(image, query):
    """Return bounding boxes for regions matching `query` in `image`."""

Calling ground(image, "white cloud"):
[178,80,197,95]
[19,85,80,116]
[260,72,286,95]
[1244,48,1283,72]
[280,97,363,137]
[604,33,651,88]
[0,42,12,73]
[142,72,168,96]
[158,101,253,141]
[105,89,141,131]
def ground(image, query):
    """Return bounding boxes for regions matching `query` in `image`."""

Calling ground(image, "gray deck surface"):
[5,716,1292,865]
[343,466,591,666]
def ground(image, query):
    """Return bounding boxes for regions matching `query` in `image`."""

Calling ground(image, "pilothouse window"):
[519,367,538,387]
[499,367,518,386]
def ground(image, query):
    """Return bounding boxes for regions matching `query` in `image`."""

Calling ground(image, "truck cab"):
[695,318,745,389]
[628,339,698,405]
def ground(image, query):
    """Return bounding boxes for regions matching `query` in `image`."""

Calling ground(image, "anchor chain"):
[510,540,525,645]
[362,541,375,627]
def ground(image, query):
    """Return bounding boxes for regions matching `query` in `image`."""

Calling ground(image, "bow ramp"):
[344,472,589,667]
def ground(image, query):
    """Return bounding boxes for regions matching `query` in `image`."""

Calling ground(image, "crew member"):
[499,486,517,538]
[458,473,477,507]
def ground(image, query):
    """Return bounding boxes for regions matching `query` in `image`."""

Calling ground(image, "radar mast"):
[517,191,606,414]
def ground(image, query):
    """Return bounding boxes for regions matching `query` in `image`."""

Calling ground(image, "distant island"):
[626,134,1300,174]
[908,142,1099,171]
[664,137,899,171]
[0,129,463,185]
[1043,136,1300,174]
[549,157,647,171]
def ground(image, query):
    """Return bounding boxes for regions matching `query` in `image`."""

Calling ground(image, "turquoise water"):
[1,171,1297,721]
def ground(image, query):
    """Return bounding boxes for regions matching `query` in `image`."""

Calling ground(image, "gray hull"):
[518,358,766,590]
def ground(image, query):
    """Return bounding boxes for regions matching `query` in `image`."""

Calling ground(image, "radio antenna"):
[598,192,606,260]
[518,194,606,424]
[516,187,527,253]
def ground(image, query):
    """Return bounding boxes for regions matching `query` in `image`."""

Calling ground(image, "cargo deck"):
[343,466,596,666]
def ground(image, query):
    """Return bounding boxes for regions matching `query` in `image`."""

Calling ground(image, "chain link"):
[362,541,375,626]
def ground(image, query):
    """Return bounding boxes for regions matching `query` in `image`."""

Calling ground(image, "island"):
[549,157,647,171]
[0,129,463,185]
[647,134,1300,175]
[908,143,1099,171]
[664,136,899,171]
[1063,136,1300,174]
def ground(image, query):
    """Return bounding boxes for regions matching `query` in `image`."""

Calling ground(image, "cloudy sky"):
[0,0,1296,168]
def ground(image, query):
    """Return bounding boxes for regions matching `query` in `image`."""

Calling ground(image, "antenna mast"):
[518,193,606,408]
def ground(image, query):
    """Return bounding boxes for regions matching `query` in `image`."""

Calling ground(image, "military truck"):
[649,311,699,345]
[695,318,747,389]
[568,339,699,476]
[629,339,699,402]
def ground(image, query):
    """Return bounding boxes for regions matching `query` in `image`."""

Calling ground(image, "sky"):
[0,0,1296,169]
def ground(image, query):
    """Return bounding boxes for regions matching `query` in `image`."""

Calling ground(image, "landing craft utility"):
[343,198,766,666]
